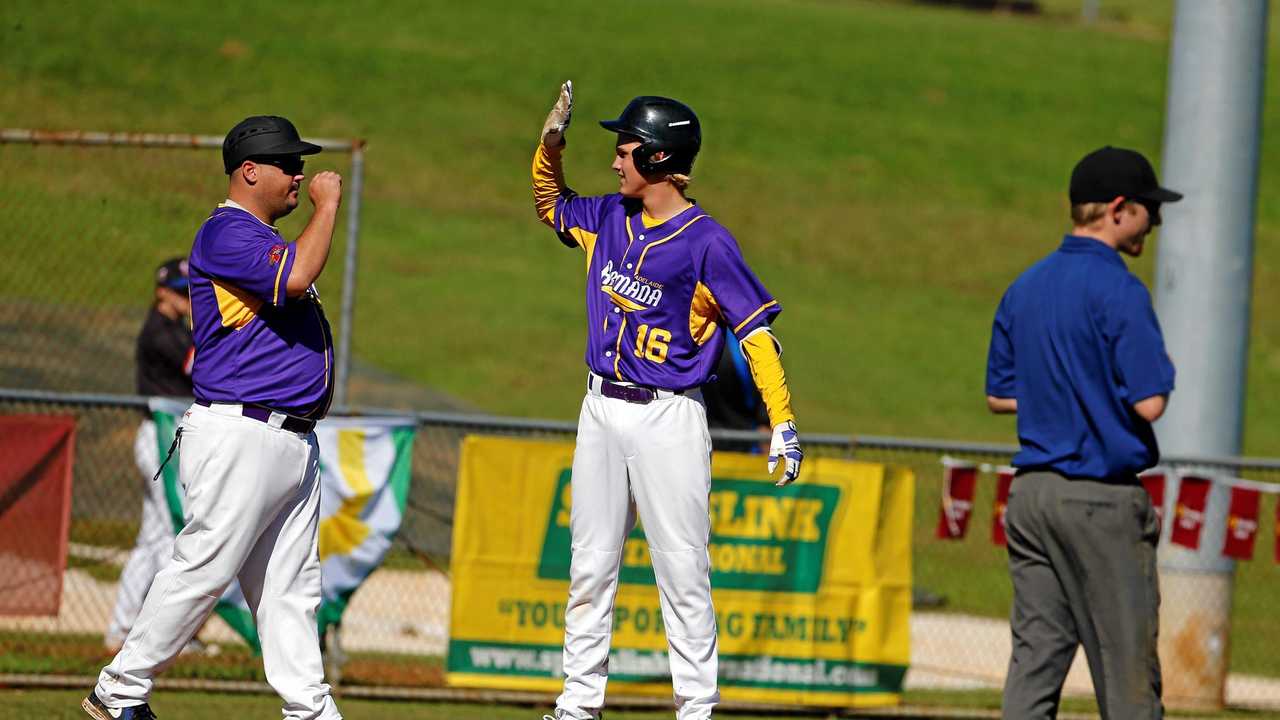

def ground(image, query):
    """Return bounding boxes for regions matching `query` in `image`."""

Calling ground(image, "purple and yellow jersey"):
[553,192,780,392]
[533,144,795,424]
[187,201,334,419]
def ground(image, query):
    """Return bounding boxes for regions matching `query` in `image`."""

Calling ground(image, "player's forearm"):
[532,142,566,228]
[285,201,340,296]
[740,328,796,427]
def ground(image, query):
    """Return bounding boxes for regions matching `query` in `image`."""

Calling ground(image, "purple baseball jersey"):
[553,193,779,390]
[188,203,334,418]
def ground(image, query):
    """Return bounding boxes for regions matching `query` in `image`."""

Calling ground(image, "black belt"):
[589,373,684,405]
[196,400,317,434]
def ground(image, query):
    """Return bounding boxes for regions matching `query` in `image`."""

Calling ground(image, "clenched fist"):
[308,171,342,209]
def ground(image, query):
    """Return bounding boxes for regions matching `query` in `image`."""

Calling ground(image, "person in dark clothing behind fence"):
[105,257,195,653]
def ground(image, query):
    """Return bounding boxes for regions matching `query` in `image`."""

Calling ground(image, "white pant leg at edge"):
[106,419,178,647]
[556,394,637,720]
[625,395,718,720]
[237,431,340,719]
[95,403,342,719]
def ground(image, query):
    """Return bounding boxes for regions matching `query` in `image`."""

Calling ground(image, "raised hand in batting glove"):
[541,80,573,147]
[768,420,803,486]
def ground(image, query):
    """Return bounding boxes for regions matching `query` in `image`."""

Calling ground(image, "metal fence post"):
[335,140,365,409]
[1153,0,1269,709]
[1082,0,1100,23]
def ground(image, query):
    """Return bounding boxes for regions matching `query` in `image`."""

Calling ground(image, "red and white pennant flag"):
[1139,470,1166,526]
[1170,474,1211,550]
[992,467,1015,547]
[1222,484,1261,560]
[936,460,977,540]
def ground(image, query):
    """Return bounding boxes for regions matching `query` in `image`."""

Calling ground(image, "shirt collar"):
[218,199,279,232]
[1058,234,1125,267]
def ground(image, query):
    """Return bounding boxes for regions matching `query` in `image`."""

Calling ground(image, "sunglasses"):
[249,156,306,175]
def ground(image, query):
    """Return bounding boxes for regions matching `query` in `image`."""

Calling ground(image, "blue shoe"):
[82,692,157,719]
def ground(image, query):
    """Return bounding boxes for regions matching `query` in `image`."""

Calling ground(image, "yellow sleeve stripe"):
[733,300,779,335]
[273,247,290,304]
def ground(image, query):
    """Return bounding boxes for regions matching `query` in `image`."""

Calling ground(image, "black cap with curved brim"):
[1069,146,1183,205]
[222,115,323,175]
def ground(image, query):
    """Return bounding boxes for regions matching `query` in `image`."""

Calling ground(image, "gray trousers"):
[1002,471,1162,720]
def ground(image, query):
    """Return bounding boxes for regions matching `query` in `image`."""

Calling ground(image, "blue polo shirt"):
[986,235,1175,480]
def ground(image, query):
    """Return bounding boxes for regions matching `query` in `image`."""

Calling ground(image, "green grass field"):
[4,0,1280,448]
[5,687,1274,719]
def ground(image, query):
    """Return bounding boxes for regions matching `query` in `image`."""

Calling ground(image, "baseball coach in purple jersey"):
[532,82,803,720]
[86,116,344,720]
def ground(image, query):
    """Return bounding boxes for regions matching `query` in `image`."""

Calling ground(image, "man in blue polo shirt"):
[986,146,1181,720]
[86,116,344,720]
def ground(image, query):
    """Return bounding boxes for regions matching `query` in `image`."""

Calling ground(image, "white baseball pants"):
[555,386,719,720]
[105,420,176,649]
[95,402,341,720]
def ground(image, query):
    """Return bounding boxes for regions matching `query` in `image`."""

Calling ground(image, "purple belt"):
[196,400,317,434]
[589,373,683,405]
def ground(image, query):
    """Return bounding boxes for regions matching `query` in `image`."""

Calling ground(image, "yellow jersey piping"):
[734,300,779,334]
[614,317,627,380]
[635,215,707,276]
[273,247,289,304]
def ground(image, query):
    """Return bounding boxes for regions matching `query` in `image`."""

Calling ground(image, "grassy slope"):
[3,0,1279,688]
[4,0,1280,448]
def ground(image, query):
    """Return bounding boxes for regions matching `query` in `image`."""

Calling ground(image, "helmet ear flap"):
[632,141,671,176]
[632,139,656,175]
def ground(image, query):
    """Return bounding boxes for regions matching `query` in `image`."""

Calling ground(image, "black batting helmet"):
[600,96,701,176]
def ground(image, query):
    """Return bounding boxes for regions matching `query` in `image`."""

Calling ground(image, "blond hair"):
[667,173,691,191]
[1070,202,1109,226]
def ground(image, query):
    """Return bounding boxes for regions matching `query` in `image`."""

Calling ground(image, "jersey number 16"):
[634,324,671,363]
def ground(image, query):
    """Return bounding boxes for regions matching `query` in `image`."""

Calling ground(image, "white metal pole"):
[1153,0,1268,709]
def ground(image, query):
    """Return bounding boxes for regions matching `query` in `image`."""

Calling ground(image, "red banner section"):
[1170,475,1211,551]
[0,415,76,616]
[1275,500,1280,565]
[1140,471,1166,525]
[991,468,1014,547]
[936,462,977,540]
[1222,486,1261,560]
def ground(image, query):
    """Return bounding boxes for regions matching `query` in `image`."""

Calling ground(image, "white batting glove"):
[541,80,573,147]
[768,420,803,486]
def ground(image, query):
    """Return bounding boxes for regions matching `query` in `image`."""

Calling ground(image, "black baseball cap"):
[1069,146,1183,205]
[222,115,322,175]
[154,257,189,291]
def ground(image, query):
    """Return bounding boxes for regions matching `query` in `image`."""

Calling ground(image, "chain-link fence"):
[0,129,365,405]
[2,391,1278,713]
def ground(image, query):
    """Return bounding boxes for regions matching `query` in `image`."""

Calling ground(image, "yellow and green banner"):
[150,398,416,652]
[447,435,913,708]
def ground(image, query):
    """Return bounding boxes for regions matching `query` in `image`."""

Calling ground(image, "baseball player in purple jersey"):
[85,116,343,720]
[532,82,803,720]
